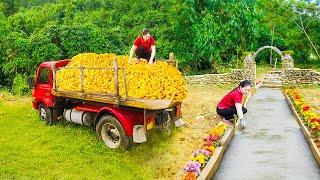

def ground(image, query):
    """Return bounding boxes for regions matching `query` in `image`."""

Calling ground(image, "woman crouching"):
[216,80,252,129]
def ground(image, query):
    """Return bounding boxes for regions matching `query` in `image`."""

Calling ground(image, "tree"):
[290,0,320,59]
[256,0,320,64]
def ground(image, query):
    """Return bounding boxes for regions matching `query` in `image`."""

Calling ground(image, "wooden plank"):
[197,147,223,180]
[80,66,84,94]
[114,58,120,105]
[220,125,235,147]
[122,69,128,99]
[52,90,174,110]
[168,52,178,68]
[284,93,320,166]
[198,126,235,180]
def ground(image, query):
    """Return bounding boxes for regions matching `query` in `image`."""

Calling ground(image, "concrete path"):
[214,88,320,180]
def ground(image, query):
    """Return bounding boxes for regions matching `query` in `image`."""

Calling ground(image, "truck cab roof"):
[39,59,70,68]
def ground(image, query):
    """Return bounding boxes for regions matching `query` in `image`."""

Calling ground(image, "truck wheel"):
[157,111,175,136]
[96,115,133,150]
[38,104,56,125]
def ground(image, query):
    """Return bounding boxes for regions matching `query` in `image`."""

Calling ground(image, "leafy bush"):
[11,73,30,95]
[0,0,319,89]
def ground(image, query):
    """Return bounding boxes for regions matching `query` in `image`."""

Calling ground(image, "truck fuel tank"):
[63,109,94,126]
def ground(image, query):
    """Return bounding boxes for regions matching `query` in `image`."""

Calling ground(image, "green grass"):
[295,62,320,71]
[0,91,179,179]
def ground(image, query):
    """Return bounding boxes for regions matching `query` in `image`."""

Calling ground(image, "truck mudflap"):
[133,125,147,143]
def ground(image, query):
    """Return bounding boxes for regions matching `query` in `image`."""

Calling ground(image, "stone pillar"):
[281,52,294,69]
[243,55,256,84]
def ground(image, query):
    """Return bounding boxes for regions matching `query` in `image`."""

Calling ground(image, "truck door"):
[35,67,54,107]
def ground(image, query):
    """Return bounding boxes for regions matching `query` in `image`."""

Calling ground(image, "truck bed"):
[53,90,175,110]
[52,59,177,110]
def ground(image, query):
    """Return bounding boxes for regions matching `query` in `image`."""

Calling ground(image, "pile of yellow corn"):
[56,53,187,102]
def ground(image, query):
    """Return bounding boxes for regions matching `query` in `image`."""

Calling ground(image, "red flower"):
[203,140,212,147]
[210,132,221,139]
[301,105,311,112]
[203,134,220,146]
[209,134,219,141]
[312,126,318,131]
[310,118,320,123]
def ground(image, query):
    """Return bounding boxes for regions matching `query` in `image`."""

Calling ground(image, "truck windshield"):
[38,68,50,84]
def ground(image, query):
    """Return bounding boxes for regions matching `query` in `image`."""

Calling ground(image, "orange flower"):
[182,172,197,180]
[203,145,215,153]
[294,94,301,100]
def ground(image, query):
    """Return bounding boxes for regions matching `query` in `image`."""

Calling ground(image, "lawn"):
[0,84,234,179]
[0,91,154,179]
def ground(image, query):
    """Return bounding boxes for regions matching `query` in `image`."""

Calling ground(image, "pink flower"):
[192,149,211,157]
[183,161,201,176]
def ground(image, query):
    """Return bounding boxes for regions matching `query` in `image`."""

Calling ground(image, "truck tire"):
[157,111,175,136]
[96,115,133,150]
[38,104,57,125]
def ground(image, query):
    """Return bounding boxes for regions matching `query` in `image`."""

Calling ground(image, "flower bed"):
[284,88,320,165]
[285,89,320,141]
[181,121,229,180]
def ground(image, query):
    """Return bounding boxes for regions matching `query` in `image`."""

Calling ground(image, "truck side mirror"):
[27,76,35,89]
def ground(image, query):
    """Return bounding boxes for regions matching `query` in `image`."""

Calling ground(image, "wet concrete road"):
[214,88,320,180]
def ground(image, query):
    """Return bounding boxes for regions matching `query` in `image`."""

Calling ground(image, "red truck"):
[28,59,182,150]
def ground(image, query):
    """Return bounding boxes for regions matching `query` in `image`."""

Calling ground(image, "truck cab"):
[28,60,182,150]
[30,60,69,110]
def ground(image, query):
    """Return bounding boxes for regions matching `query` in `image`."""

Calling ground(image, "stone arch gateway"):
[243,46,295,85]
[252,46,283,60]
[251,46,294,69]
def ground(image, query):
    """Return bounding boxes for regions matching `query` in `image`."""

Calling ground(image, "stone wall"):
[310,71,320,84]
[230,69,245,82]
[184,69,245,85]
[184,73,233,85]
[184,54,257,85]
[282,69,320,85]
[184,50,319,86]
[184,47,320,86]
[185,68,320,86]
